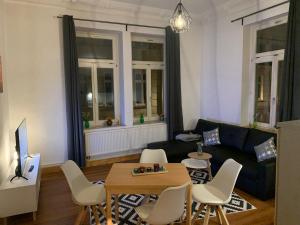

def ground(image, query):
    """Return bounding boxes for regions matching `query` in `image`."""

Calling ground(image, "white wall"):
[4,1,202,165]
[200,0,289,125]
[0,0,11,182]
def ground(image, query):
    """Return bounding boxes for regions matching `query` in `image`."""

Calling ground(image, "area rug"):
[90,170,256,225]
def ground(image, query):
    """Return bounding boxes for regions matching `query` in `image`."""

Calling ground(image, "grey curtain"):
[279,0,300,121]
[166,26,184,140]
[62,15,85,167]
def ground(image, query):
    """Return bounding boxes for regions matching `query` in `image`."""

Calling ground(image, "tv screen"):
[15,119,28,176]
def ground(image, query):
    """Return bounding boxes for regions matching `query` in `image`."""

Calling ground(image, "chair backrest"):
[209,159,242,201]
[61,160,90,200]
[140,149,168,164]
[146,182,190,225]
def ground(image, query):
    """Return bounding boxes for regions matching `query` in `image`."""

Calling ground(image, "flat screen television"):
[14,119,29,179]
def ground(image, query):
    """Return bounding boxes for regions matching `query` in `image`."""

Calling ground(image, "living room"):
[0,0,299,225]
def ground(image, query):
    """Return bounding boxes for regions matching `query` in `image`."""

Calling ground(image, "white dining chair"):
[135,182,190,225]
[140,149,168,164]
[61,160,106,225]
[192,159,242,225]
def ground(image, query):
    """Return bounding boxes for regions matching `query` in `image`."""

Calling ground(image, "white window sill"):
[84,121,167,134]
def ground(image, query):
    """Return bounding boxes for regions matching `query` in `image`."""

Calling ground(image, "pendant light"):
[170,0,192,33]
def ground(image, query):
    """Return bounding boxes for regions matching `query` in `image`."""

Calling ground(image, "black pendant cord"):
[57,16,165,31]
[231,1,289,25]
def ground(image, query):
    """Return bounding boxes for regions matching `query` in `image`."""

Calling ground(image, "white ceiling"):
[72,0,239,14]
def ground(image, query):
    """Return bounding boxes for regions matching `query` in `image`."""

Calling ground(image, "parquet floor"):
[1,162,275,225]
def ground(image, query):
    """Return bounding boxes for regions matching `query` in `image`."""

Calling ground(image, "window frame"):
[77,32,120,127]
[132,35,165,123]
[248,16,286,128]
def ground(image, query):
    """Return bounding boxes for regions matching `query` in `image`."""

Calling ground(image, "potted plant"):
[82,112,90,129]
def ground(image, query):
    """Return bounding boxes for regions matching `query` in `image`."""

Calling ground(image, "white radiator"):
[84,123,167,159]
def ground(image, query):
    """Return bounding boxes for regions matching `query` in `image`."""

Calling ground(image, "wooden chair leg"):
[217,206,229,225]
[91,206,101,225]
[99,205,107,218]
[137,217,142,225]
[75,206,86,225]
[192,204,206,224]
[82,207,89,225]
[215,206,223,225]
[115,194,119,221]
[203,205,211,225]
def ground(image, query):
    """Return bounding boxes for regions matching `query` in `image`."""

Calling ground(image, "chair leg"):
[99,205,107,218]
[75,206,86,225]
[115,195,119,221]
[217,206,230,225]
[215,206,223,225]
[137,217,142,225]
[203,205,211,225]
[192,204,206,224]
[91,206,101,225]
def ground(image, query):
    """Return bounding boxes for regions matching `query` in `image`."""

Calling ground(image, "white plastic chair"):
[61,160,106,225]
[192,159,242,225]
[140,149,168,164]
[135,182,190,225]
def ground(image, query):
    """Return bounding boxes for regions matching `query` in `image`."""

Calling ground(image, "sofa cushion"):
[254,137,277,162]
[219,123,249,151]
[203,128,221,146]
[203,145,260,179]
[244,128,277,154]
[194,119,219,135]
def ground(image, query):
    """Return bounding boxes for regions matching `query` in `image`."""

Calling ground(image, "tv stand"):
[0,154,41,224]
[9,175,28,183]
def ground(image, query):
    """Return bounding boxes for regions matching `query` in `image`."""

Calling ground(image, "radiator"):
[85,123,167,159]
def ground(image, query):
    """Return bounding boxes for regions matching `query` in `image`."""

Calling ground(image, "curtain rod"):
[57,16,165,31]
[231,1,289,25]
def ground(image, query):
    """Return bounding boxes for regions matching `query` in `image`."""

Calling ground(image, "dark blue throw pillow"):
[244,128,277,154]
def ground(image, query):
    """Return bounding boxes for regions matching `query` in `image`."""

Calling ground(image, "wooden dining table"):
[105,163,192,225]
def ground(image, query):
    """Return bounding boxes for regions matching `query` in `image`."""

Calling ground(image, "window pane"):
[97,68,114,120]
[79,67,93,121]
[151,70,163,117]
[133,69,147,118]
[132,42,163,61]
[256,23,287,53]
[255,62,272,124]
[276,60,284,122]
[77,37,113,60]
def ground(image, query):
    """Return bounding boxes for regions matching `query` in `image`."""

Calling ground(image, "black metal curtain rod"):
[231,1,289,25]
[57,16,165,31]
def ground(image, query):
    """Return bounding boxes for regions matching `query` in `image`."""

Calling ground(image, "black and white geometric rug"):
[90,170,256,225]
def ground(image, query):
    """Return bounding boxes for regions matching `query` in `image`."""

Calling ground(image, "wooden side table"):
[182,152,213,180]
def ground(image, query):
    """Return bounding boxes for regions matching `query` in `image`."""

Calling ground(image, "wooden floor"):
[1,162,275,225]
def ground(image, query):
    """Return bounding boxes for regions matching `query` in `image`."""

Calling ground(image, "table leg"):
[106,190,113,225]
[186,183,192,225]
[33,211,37,221]
[115,194,119,222]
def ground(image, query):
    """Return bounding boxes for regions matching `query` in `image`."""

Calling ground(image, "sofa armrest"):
[257,159,276,200]
[173,130,195,139]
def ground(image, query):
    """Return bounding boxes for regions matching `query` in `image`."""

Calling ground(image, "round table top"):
[181,158,210,169]
[188,152,212,160]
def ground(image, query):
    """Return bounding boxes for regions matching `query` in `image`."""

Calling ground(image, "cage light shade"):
[170,0,192,33]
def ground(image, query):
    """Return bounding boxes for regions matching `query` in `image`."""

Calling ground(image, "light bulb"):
[86,92,93,102]
[174,14,186,30]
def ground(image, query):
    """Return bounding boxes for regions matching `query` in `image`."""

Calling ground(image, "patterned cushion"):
[203,128,221,146]
[254,137,277,162]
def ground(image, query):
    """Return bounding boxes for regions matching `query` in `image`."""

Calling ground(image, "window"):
[250,17,287,128]
[132,36,164,122]
[77,32,119,126]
